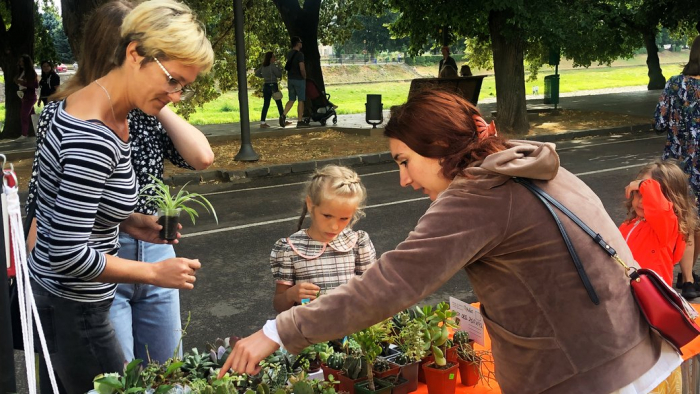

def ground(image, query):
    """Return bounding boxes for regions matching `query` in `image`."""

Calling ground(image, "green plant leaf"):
[165,361,184,377]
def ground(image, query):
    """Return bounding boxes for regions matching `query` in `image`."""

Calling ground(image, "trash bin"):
[544,75,559,105]
[366,94,383,128]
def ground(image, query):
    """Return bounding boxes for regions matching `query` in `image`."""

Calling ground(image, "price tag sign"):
[449,297,485,346]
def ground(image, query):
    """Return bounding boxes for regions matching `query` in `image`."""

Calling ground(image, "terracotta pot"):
[422,362,458,394]
[457,358,479,387]
[338,372,368,394]
[321,363,343,382]
[374,362,400,379]
[445,346,458,364]
[355,378,393,394]
[417,355,434,383]
[397,360,420,392]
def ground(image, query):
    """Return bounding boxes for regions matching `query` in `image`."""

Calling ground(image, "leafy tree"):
[386,0,642,135]
[36,4,72,64]
[0,0,35,138]
[59,0,375,120]
[338,12,408,57]
[35,0,57,65]
[630,0,700,89]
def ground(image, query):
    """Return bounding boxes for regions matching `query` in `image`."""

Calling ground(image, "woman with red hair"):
[221,90,679,393]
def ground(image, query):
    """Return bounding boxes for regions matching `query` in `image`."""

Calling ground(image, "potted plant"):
[455,340,481,387]
[372,359,400,379]
[338,350,367,394]
[352,320,394,394]
[322,352,346,382]
[419,302,459,394]
[141,175,218,241]
[393,318,426,392]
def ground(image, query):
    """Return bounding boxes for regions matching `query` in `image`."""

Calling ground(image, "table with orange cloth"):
[408,303,700,394]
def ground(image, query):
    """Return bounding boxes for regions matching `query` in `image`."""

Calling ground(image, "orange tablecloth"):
[409,303,700,394]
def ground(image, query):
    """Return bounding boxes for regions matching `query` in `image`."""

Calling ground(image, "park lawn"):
[187,64,683,124]
[0,63,685,125]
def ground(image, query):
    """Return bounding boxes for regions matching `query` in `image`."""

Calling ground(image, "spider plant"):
[141,175,218,239]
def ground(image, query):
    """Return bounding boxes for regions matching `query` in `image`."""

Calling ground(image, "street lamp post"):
[233,0,259,162]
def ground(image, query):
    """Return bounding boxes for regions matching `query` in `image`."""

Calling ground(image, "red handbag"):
[514,178,700,353]
[629,268,700,351]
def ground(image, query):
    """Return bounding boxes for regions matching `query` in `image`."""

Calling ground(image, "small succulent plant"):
[182,348,218,379]
[326,352,346,370]
[453,331,470,346]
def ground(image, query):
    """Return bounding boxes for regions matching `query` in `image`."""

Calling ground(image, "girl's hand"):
[218,329,279,377]
[625,180,644,199]
[288,282,321,304]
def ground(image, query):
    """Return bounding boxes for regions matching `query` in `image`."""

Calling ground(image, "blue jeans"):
[109,233,183,364]
[261,82,284,122]
[32,279,124,394]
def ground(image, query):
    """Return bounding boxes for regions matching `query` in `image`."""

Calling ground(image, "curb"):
[166,123,655,185]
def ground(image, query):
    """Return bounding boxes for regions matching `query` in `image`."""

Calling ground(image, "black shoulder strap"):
[513,177,603,305]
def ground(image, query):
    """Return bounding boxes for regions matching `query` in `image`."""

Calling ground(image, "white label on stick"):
[449,296,485,346]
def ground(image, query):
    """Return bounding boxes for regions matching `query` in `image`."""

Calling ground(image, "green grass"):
[187,64,684,124]
[0,63,685,125]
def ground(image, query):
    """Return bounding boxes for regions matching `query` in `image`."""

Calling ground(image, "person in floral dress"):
[656,35,700,299]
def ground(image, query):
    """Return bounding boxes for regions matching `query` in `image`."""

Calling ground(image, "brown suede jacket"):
[277,141,660,394]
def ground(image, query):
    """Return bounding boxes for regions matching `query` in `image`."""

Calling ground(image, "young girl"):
[619,160,697,287]
[270,165,376,312]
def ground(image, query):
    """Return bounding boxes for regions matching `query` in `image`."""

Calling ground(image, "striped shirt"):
[270,228,376,294]
[27,100,194,216]
[28,100,137,302]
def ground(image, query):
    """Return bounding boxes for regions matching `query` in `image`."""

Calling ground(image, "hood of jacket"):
[464,140,560,180]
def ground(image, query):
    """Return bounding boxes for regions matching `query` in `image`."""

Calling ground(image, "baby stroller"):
[302,79,338,126]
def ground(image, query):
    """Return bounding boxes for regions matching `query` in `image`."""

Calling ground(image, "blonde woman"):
[28,1,214,391]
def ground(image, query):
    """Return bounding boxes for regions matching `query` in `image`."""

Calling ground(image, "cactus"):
[342,353,367,380]
[326,352,346,370]
[453,331,470,346]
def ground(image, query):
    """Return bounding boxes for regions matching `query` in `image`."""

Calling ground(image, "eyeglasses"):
[153,57,194,100]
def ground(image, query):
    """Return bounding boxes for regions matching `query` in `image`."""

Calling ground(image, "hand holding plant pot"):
[120,212,181,244]
[141,175,218,240]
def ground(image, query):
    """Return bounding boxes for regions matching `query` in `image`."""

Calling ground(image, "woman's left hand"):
[121,213,181,244]
[217,329,280,377]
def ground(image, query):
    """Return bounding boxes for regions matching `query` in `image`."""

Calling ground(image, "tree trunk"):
[488,10,529,136]
[643,29,666,90]
[0,0,36,138]
[271,0,324,92]
[61,0,108,60]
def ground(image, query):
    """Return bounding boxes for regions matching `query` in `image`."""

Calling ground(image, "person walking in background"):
[27,0,212,391]
[619,160,696,286]
[656,35,700,299]
[255,51,291,128]
[14,54,38,141]
[281,36,309,128]
[271,165,376,312]
[438,45,457,77]
[38,60,60,106]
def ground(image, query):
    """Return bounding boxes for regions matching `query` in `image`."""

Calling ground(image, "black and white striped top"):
[28,100,137,302]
